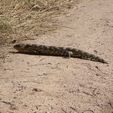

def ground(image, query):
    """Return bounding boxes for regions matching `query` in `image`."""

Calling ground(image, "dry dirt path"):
[0,0,113,113]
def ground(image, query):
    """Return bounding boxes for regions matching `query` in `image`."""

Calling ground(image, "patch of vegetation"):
[0,16,13,46]
[16,0,75,10]
[0,17,12,33]
[0,0,82,65]
[0,0,78,45]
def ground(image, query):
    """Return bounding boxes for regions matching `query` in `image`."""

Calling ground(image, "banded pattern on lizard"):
[14,43,107,64]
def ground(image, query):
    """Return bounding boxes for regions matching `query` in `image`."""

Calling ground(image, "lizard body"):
[14,43,107,64]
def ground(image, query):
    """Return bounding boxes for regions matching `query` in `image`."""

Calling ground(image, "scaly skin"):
[14,43,107,64]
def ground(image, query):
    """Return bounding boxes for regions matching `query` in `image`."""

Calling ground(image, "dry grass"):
[0,18,12,33]
[0,0,80,45]
[0,0,81,65]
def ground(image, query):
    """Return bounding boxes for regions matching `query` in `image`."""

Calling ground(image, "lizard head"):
[14,43,27,52]
[14,43,24,49]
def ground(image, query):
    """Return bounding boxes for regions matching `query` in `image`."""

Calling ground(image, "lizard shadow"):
[10,51,108,64]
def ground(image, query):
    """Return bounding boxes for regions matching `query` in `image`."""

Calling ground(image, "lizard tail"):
[73,51,108,64]
[86,54,107,64]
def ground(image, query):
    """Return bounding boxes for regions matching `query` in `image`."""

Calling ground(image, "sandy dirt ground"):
[0,0,113,113]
